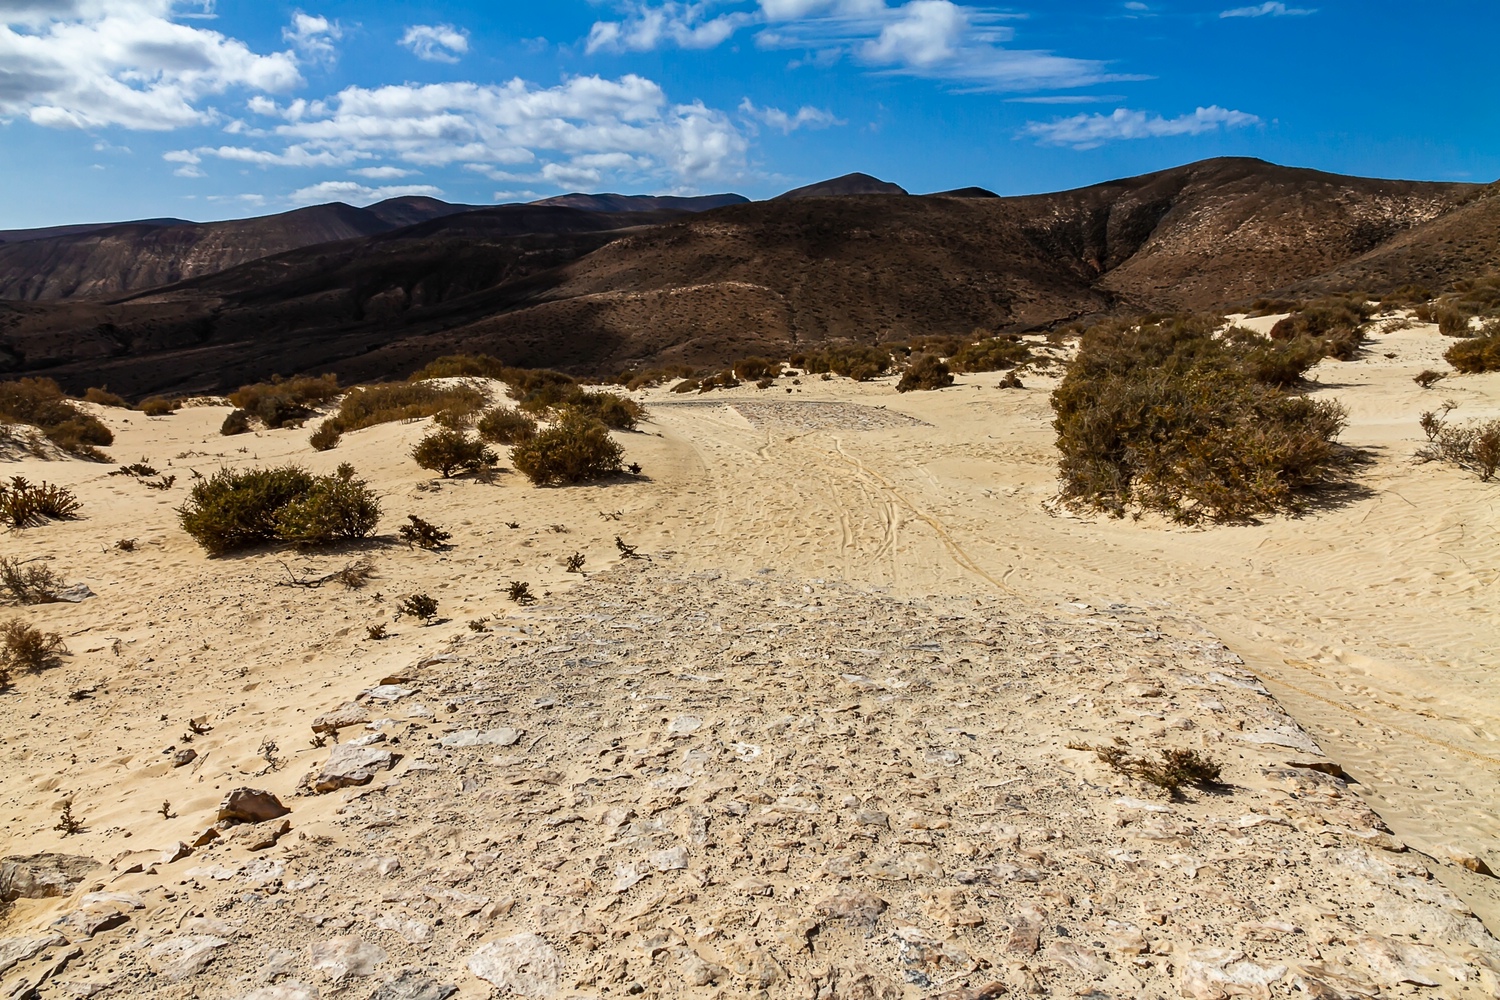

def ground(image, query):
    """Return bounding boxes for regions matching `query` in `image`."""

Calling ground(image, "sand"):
[3,313,1500,996]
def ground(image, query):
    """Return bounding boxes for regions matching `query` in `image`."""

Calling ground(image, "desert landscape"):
[4,287,1500,996]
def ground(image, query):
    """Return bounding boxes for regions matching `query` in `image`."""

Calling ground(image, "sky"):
[0,0,1496,228]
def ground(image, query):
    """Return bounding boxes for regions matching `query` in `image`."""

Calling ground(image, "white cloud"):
[586,2,753,54]
[350,165,416,179]
[217,74,748,189]
[0,0,303,130]
[739,98,841,132]
[283,12,341,65]
[287,180,442,206]
[1220,2,1315,16]
[1021,105,1260,149]
[398,23,469,63]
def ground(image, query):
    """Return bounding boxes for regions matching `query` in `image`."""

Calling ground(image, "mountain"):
[0,218,195,244]
[3,157,1494,398]
[774,172,909,199]
[528,193,749,213]
[363,196,480,229]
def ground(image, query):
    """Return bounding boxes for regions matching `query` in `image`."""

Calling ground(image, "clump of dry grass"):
[1071,741,1222,797]
[0,477,81,527]
[1,619,68,680]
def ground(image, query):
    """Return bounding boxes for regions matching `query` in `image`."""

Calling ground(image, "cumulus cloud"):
[399,23,469,63]
[739,98,842,132]
[0,0,303,130]
[350,165,416,179]
[1220,2,1315,16]
[190,74,747,189]
[287,179,442,206]
[283,12,341,65]
[1021,105,1260,149]
[585,0,1127,92]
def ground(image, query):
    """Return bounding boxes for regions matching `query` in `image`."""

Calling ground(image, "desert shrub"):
[0,557,61,604]
[1436,307,1475,337]
[1380,284,1433,307]
[333,382,486,435]
[1445,334,1500,373]
[671,378,700,393]
[696,370,740,393]
[802,345,893,381]
[1246,297,1302,317]
[1414,369,1447,389]
[950,336,1031,373]
[619,365,696,390]
[308,420,342,451]
[409,354,510,381]
[1053,315,1354,522]
[228,374,340,429]
[398,593,439,623]
[896,354,954,392]
[82,387,129,407]
[477,406,538,445]
[177,465,376,555]
[1269,295,1375,360]
[221,409,253,436]
[273,474,381,547]
[570,391,645,430]
[507,581,535,604]
[512,415,624,486]
[906,334,963,357]
[733,357,783,381]
[1417,409,1500,481]
[411,429,497,478]
[1,620,66,676]
[0,377,113,460]
[0,477,80,527]
[1073,742,1221,797]
[397,514,451,549]
[138,396,178,416]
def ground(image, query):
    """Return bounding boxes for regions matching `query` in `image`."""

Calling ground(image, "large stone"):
[146,935,228,981]
[308,936,386,981]
[368,970,458,1000]
[312,702,369,734]
[0,933,66,975]
[438,728,520,748]
[814,888,888,928]
[305,745,399,793]
[467,934,560,996]
[237,984,319,1000]
[217,788,290,825]
[0,854,99,901]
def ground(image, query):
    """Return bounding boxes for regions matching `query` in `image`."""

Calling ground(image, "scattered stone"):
[1179,948,1287,999]
[146,935,228,981]
[304,744,399,793]
[1435,845,1495,877]
[308,936,386,981]
[217,788,290,825]
[230,817,291,850]
[172,748,198,767]
[677,949,726,986]
[815,888,888,928]
[0,854,100,900]
[362,685,415,702]
[438,728,521,748]
[312,702,370,734]
[467,934,560,996]
[368,970,457,1000]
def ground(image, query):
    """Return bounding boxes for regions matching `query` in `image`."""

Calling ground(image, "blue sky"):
[1,1,1495,227]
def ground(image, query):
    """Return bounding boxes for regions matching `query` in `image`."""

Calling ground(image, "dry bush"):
[1269,295,1375,360]
[412,428,497,478]
[1,477,81,527]
[1073,742,1222,797]
[733,357,783,381]
[0,557,61,604]
[618,365,696,390]
[221,409,253,436]
[398,593,439,623]
[477,406,538,445]
[0,377,113,460]
[408,354,510,380]
[950,336,1031,373]
[332,382,486,435]
[398,514,451,549]
[229,374,340,418]
[511,414,624,486]
[1414,369,1447,389]
[1379,284,1433,308]
[1417,408,1500,481]
[896,354,954,392]
[307,420,341,451]
[1053,315,1354,522]
[1445,333,1500,373]
[1436,307,1475,337]
[507,580,536,604]
[671,378,701,393]
[1,619,67,677]
[82,387,129,407]
[799,345,893,381]
[178,465,379,555]
[695,371,740,393]
[138,396,179,416]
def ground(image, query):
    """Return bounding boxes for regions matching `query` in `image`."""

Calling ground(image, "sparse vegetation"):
[798,345,893,381]
[997,372,1024,389]
[477,406,538,445]
[0,477,81,527]
[1053,314,1355,522]
[366,623,388,640]
[397,514,451,549]
[1414,369,1447,389]
[507,580,536,604]
[82,387,130,408]
[468,617,491,632]
[1444,332,1500,373]
[512,414,624,485]
[1417,406,1500,481]
[412,428,497,478]
[54,799,84,836]
[398,593,439,623]
[733,357,783,381]
[177,465,379,555]
[115,538,137,552]
[896,354,954,392]
[1,619,67,675]
[1071,741,1222,797]
[0,377,113,460]
[694,371,740,394]
[220,409,253,436]
[408,354,511,381]
[228,374,341,429]
[312,382,488,450]
[1269,294,1375,361]
[565,552,585,573]
[308,420,341,451]
[138,395,179,416]
[0,558,61,604]
[950,336,1031,373]
[146,475,176,491]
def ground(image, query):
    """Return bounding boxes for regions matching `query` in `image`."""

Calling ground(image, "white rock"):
[146,935,229,981]
[439,728,520,748]
[467,934,560,996]
[237,984,320,1000]
[651,846,689,871]
[308,936,386,981]
[0,933,66,975]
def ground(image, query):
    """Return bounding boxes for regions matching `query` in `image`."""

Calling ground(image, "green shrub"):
[274,474,382,546]
[308,419,342,451]
[570,391,645,430]
[411,429,497,478]
[138,396,179,416]
[333,382,486,434]
[1052,315,1354,522]
[950,336,1031,373]
[228,375,340,429]
[1445,334,1500,373]
[0,377,113,460]
[82,387,129,408]
[1,620,66,677]
[0,477,81,527]
[221,409,253,436]
[398,593,439,623]
[802,345,893,381]
[398,514,450,549]
[477,406,538,445]
[906,334,963,357]
[511,415,624,485]
[896,354,954,392]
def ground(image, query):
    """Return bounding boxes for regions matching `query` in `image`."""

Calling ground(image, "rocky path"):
[5,564,1497,998]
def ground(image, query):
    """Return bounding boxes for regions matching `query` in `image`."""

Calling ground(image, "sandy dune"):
[3,314,1500,996]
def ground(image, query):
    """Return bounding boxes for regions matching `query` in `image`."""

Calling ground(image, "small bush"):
[82,387,130,408]
[398,593,439,623]
[950,336,1031,373]
[221,409,253,436]
[398,514,451,549]
[1,619,67,675]
[477,406,538,445]
[0,477,81,527]
[308,420,342,451]
[511,415,624,486]
[507,581,535,604]
[734,357,783,381]
[366,623,388,640]
[1414,369,1447,389]
[896,354,954,392]
[802,345,893,381]
[0,377,113,460]
[1417,409,1500,482]
[334,382,487,435]
[696,371,740,393]
[115,538,137,551]
[0,557,61,604]
[274,474,381,547]
[1073,742,1222,797]
[1445,334,1500,374]
[228,375,341,429]
[570,391,646,430]
[671,378,700,393]
[997,372,1024,389]
[138,396,178,416]
[412,429,497,478]
[1436,307,1475,337]
[1269,295,1374,360]
[408,354,510,381]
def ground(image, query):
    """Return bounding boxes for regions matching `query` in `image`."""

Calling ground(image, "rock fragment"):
[308,936,386,981]
[146,935,228,981]
[368,971,457,1000]
[312,702,369,734]
[0,854,99,900]
[467,934,560,996]
[0,933,67,975]
[217,788,290,824]
[304,744,399,793]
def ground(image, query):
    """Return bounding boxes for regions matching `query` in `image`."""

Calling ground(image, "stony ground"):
[5,562,1498,999]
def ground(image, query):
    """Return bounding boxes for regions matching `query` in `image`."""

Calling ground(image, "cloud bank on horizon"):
[0,0,1490,226]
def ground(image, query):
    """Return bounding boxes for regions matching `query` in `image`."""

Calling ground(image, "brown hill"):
[774,172,909,199]
[3,157,1494,397]
[0,217,194,244]
[528,192,749,213]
